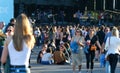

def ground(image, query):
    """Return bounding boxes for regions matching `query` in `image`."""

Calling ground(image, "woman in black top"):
[84,28,101,73]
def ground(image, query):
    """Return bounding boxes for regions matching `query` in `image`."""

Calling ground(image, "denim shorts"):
[10,65,30,73]
[41,61,51,65]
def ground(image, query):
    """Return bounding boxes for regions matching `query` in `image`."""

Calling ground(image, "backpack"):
[70,41,79,54]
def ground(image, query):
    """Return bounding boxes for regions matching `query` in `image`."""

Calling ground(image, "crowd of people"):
[33,23,120,73]
[29,9,120,27]
[0,12,120,73]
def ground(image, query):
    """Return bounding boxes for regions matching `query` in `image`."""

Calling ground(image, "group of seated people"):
[37,41,71,65]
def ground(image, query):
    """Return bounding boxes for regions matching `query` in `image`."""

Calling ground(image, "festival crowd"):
[0,11,120,73]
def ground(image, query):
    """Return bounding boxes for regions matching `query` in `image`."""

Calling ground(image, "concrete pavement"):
[30,63,120,73]
[30,48,120,73]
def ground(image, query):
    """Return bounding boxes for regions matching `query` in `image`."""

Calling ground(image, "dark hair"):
[10,18,16,23]
[110,26,113,31]
[75,29,83,36]
[46,48,51,53]
[100,25,105,31]
[64,42,70,49]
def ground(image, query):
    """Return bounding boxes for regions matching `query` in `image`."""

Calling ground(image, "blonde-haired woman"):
[105,26,120,73]
[1,13,35,73]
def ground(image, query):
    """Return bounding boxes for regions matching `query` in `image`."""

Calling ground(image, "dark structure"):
[105,0,113,10]
[115,0,120,10]
[96,0,104,10]
[14,0,93,17]
[14,0,120,17]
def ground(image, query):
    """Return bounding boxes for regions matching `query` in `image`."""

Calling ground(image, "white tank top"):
[8,40,31,67]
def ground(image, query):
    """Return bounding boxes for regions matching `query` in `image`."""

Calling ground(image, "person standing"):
[0,21,6,73]
[84,28,101,73]
[101,26,112,73]
[1,13,35,73]
[104,27,120,73]
[96,26,105,61]
[70,29,84,73]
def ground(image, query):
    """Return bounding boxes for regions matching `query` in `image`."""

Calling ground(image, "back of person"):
[8,40,31,67]
[41,53,53,65]
[53,51,65,64]
[106,36,120,54]
[1,13,35,73]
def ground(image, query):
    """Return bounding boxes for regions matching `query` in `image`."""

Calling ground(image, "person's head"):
[14,13,33,36]
[6,26,14,36]
[100,25,105,31]
[89,28,95,35]
[104,27,110,33]
[111,27,119,38]
[75,29,82,36]
[59,44,66,52]
[46,47,52,53]
[42,44,48,51]
[10,18,16,24]
[0,21,5,29]
[13,13,35,51]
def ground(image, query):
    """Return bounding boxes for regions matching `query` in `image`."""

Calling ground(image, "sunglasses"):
[7,30,12,32]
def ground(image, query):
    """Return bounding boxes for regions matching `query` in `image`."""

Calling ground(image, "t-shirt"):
[85,35,98,45]
[42,53,52,64]
[96,30,105,45]
[85,35,98,51]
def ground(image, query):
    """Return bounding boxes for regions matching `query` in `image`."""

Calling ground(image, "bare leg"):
[72,65,76,73]
[95,50,99,61]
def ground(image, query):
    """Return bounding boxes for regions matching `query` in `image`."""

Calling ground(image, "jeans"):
[85,51,95,69]
[0,62,1,73]
[105,61,111,73]
[0,46,3,73]
[109,54,118,73]
[10,65,30,73]
[41,61,51,65]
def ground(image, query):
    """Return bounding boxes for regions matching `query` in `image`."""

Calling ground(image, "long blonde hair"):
[112,26,119,38]
[13,13,35,51]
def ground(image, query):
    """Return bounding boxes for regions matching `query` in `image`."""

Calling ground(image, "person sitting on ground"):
[41,47,53,65]
[37,44,47,63]
[53,45,66,65]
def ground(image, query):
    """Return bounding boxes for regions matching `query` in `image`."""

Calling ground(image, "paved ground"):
[30,62,120,73]
[30,47,120,73]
